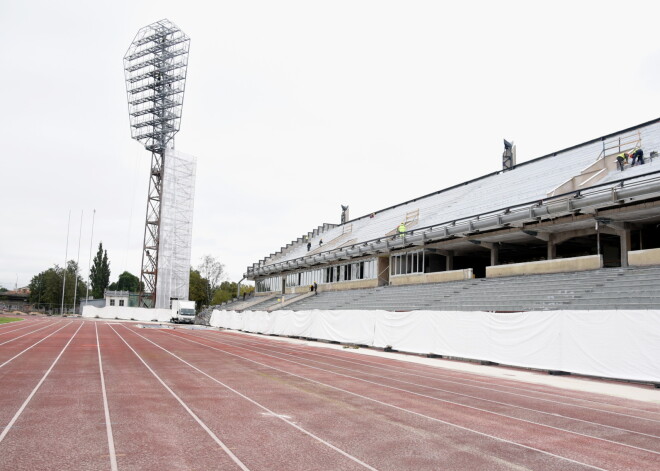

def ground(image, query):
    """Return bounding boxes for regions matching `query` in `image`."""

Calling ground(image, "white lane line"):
[0,322,84,444]
[215,331,660,422]
[0,321,64,347]
[0,321,46,336]
[161,330,611,471]
[96,323,118,471]
[107,325,250,471]
[122,326,380,471]
[0,322,72,369]
[204,332,660,440]
[0,320,25,329]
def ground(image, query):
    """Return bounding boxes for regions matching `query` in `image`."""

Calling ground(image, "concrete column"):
[490,245,499,266]
[619,228,632,267]
[445,250,454,271]
[547,234,556,260]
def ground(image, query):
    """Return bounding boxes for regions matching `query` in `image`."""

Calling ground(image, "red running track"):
[0,316,658,470]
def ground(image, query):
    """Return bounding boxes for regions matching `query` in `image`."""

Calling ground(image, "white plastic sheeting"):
[82,305,172,322]
[210,309,660,382]
[156,149,196,309]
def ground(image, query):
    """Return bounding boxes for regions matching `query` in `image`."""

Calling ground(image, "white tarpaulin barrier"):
[209,309,660,382]
[156,149,196,309]
[82,305,172,322]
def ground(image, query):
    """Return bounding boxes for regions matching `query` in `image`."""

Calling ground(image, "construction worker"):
[631,148,644,166]
[616,152,628,171]
[398,222,406,238]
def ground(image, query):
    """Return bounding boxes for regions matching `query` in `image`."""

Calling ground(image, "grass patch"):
[0,317,23,324]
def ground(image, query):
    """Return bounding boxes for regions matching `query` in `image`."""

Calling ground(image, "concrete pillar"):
[547,234,556,260]
[619,228,631,267]
[490,245,499,266]
[445,250,454,271]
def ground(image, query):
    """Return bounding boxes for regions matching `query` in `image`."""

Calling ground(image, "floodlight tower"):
[124,19,190,307]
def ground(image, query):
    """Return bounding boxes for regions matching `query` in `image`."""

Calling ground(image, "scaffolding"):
[124,19,190,307]
[155,149,196,309]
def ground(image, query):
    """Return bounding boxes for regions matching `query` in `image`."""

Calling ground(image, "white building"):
[105,290,130,308]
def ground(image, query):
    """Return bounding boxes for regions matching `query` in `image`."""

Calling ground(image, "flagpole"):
[60,210,71,315]
[73,210,83,315]
[85,209,96,307]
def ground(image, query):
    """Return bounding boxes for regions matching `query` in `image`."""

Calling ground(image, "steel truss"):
[124,19,190,307]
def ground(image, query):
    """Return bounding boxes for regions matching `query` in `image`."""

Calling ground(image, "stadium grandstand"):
[201,117,660,384]
[222,117,660,310]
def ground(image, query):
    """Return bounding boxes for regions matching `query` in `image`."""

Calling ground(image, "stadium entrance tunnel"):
[555,234,620,267]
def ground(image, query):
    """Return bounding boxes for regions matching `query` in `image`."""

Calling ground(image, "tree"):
[90,242,110,299]
[108,271,141,292]
[197,255,225,305]
[188,268,209,309]
[211,281,255,305]
[28,261,87,311]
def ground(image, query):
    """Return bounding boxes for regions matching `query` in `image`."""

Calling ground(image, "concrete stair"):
[270,266,660,312]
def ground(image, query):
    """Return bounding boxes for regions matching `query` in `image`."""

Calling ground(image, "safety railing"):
[247,170,660,277]
[596,129,641,161]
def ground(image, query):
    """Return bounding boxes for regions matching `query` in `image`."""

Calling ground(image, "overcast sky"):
[2,0,660,290]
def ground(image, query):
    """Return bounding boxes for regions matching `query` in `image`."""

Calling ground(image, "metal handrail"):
[596,129,641,160]
[248,169,660,277]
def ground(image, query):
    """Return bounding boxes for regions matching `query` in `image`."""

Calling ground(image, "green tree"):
[188,268,209,309]
[108,271,141,292]
[211,281,254,305]
[89,242,110,299]
[28,261,87,311]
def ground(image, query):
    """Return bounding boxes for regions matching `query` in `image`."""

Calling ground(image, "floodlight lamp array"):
[124,19,190,153]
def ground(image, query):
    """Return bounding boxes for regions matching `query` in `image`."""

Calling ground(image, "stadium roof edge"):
[340,116,660,227]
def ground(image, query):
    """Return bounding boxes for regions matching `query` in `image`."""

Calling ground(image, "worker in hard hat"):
[630,148,644,166]
[398,222,406,238]
[616,152,628,171]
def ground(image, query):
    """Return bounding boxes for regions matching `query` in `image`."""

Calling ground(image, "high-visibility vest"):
[398,224,406,233]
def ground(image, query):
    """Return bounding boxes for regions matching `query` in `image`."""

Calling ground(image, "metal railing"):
[248,170,660,278]
[596,129,641,160]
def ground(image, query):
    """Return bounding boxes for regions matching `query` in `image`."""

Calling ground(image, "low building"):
[104,290,130,307]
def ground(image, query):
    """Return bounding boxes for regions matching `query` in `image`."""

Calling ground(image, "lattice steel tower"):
[124,19,190,307]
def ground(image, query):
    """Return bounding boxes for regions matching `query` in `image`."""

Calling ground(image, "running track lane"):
[1,318,658,470]
[98,322,248,471]
[216,330,660,415]
[0,322,114,470]
[130,325,607,470]
[0,321,76,430]
[112,324,381,471]
[205,330,660,420]
[0,321,70,368]
[191,329,660,448]
[156,327,660,470]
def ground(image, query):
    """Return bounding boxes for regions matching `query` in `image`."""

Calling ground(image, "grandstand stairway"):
[240,266,660,312]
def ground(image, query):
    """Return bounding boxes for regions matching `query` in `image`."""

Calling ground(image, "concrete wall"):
[486,255,603,278]
[82,305,172,322]
[287,285,314,294]
[628,248,660,267]
[285,278,378,294]
[390,269,473,286]
[319,278,379,292]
